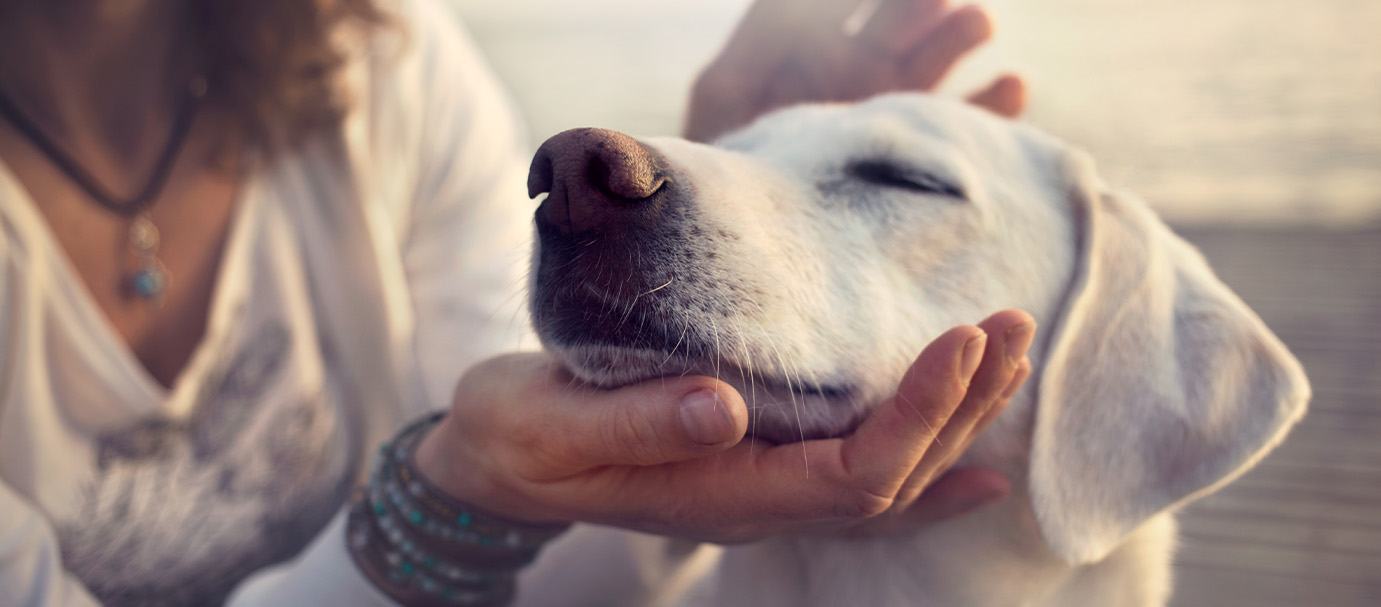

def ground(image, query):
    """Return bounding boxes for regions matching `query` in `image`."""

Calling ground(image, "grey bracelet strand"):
[348,412,570,606]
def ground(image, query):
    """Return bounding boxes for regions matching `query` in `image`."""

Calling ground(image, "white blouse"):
[0,0,540,602]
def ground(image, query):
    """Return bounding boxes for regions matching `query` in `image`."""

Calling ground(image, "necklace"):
[0,76,207,302]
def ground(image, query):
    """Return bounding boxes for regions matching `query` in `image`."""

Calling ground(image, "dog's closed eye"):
[846,159,966,200]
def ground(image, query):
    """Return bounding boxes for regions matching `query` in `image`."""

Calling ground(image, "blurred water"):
[450,0,1381,226]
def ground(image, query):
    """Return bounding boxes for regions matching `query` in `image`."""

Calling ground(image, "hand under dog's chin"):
[549,344,871,443]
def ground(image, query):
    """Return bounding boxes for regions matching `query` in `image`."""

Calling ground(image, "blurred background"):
[448,0,1381,604]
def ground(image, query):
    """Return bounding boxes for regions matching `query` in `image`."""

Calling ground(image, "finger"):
[715,0,864,74]
[896,311,1034,501]
[966,73,1027,118]
[516,365,750,474]
[980,355,1030,431]
[949,355,1028,461]
[835,324,988,498]
[889,356,1026,511]
[894,467,1010,527]
[900,4,994,91]
[963,310,1034,406]
[950,311,1033,433]
[854,0,948,56]
[938,355,1029,464]
[688,0,852,120]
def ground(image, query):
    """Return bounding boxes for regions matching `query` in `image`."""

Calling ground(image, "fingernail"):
[960,332,987,382]
[1005,321,1036,363]
[680,390,734,445]
[999,358,1031,400]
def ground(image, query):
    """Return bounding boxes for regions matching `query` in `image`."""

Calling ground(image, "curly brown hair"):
[192,0,392,152]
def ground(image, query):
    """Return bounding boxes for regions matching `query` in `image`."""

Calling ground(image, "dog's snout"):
[528,128,668,234]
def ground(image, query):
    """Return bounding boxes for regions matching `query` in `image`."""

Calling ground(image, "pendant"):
[126,214,168,302]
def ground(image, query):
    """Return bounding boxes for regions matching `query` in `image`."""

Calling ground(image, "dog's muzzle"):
[526,128,696,353]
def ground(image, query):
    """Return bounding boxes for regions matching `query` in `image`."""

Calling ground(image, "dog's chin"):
[550,345,696,388]
[547,343,869,443]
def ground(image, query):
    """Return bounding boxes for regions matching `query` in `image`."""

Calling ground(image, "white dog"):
[518,93,1310,607]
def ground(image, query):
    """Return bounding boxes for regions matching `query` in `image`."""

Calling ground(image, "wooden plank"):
[1179,514,1381,557]
[1173,565,1381,607]
[1186,491,1381,532]
[1175,539,1381,585]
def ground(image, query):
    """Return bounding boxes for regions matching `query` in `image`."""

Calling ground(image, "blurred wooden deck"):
[1169,223,1381,606]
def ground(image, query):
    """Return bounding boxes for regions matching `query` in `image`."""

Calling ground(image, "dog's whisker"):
[613,251,642,331]
[709,318,723,391]
[763,334,810,477]
[659,321,690,368]
[735,329,761,454]
[640,276,675,297]
[672,310,697,379]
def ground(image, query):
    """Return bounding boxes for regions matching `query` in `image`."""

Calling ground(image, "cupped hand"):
[685,0,1027,142]
[415,310,1035,544]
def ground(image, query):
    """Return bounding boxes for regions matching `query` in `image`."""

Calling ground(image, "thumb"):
[544,375,750,468]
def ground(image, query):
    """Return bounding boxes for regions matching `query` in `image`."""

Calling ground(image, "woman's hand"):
[685,0,1027,142]
[414,310,1034,544]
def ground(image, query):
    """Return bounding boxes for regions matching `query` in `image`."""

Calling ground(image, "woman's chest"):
[4,140,244,388]
[0,173,367,603]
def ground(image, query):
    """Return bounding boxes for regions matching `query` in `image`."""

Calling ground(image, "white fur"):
[525,94,1310,606]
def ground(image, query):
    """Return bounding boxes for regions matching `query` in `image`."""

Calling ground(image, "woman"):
[0,0,1031,604]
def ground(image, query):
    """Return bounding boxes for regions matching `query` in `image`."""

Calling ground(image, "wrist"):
[347,414,569,606]
[413,418,489,507]
[415,413,574,527]
[413,416,568,526]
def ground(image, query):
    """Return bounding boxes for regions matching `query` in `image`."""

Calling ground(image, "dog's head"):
[527,93,1308,563]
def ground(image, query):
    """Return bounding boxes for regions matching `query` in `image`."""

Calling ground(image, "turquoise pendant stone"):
[130,267,166,299]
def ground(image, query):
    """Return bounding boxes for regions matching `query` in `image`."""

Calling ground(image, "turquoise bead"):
[130,268,165,299]
[408,510,424,525]
[456,512,472,527]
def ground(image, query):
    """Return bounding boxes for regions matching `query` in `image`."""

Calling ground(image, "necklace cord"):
[0,80,203,218]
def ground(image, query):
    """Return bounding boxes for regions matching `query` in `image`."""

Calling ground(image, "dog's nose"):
[527,128,668,234]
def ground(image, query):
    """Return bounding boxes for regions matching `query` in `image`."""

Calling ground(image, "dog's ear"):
[1027,150,1310,564]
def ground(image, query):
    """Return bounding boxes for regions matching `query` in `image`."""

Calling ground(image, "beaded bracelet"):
[385,418,565,549]
[350,496,512,606]
[348,413,570,606]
